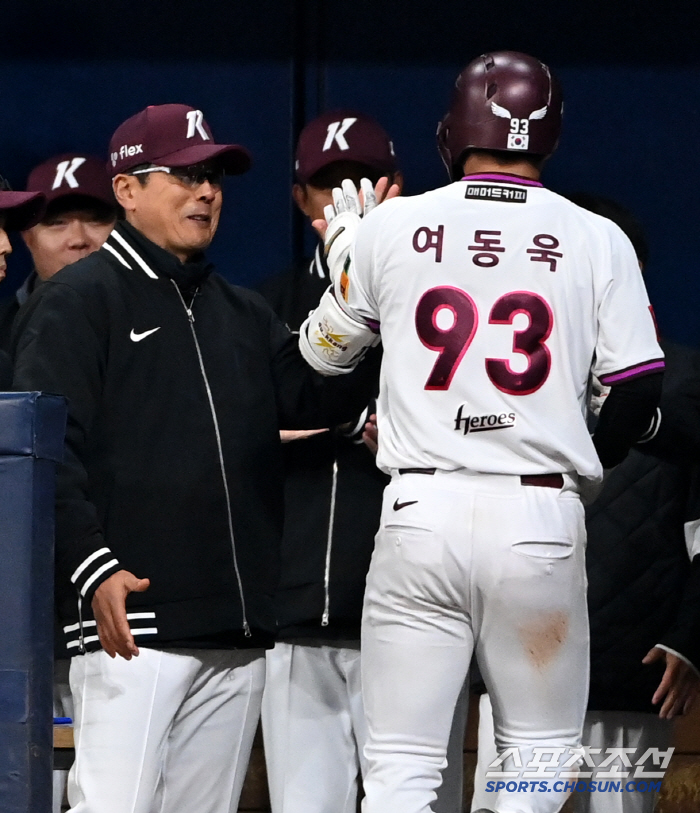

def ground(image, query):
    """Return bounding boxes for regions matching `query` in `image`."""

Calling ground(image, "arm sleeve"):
[592,373,663,468]
[636,346,700,463]
[269,308,381,430]
[12,282,122,603]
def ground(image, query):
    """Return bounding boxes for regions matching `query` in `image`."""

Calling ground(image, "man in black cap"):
[13,103,379,813]
[259,110,402,813]
[0,172,45,387]
[0,153,117,351]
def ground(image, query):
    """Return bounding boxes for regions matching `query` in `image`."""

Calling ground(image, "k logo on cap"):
[26,153,116,209]
[295,109,398,185]
[52,157,87,190]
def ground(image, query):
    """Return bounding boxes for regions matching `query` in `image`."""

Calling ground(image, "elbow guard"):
[299,286,379,375]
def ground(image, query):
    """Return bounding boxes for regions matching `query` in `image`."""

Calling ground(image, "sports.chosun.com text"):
[485,780,661,794]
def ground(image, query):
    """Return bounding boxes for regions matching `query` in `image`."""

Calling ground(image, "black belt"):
[397,468,564,489]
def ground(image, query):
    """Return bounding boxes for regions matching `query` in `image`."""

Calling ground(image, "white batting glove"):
[323,178,376,286]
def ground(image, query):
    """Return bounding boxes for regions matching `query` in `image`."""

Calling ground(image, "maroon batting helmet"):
[437,51,563,180]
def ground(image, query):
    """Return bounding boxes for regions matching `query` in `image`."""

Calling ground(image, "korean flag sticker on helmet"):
[507,133,530,150]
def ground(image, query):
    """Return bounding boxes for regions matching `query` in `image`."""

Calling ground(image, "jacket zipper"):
[172,281,251,637]
[77,594,86,654]
[322,457,339,626]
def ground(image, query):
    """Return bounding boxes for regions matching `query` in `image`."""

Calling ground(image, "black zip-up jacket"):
[586,341,700,713]
[259,249,388,641]
[0,272,35,353]
[12,222,380,654]
[0,348,11,389]
[0,292,19,353]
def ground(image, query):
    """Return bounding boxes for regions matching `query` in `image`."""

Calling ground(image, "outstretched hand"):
[92,569,151,660]
[643,646,700,719]
[312,176,401,239]
[362,413,379,456]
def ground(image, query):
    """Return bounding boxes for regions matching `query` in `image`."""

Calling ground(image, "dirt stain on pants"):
[518,611,569,669]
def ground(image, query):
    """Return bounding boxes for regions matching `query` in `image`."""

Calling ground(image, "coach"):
[12,103,378,813]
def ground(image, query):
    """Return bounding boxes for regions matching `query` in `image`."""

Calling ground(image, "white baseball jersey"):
[341,173,663,478]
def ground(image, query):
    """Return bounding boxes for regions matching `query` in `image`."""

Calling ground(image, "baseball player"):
[0,153,116,352]
[260,110,473,813]
[298,51,664,813]
[259,110,397,813]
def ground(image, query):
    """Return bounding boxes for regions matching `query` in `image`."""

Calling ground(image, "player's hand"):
[91,569,150,660]
[312,176,401,239]
[363,413,379,455]
[280,428,329,443]
[588,374,611,418]
[643,646,700,719]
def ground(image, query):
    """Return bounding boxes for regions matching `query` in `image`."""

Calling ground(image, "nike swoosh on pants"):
[393,499,418,511]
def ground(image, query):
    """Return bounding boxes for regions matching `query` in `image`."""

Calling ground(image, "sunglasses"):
[130,164,224,188]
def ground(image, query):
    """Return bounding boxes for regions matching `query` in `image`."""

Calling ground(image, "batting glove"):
[323,178,376,286]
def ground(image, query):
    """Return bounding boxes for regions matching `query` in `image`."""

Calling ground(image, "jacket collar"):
[102,221,213,292]
[15,270,39,306]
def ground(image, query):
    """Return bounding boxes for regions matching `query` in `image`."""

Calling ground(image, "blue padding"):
[0,392,66,811]
[0,392,66,461]
[0,672,28,724]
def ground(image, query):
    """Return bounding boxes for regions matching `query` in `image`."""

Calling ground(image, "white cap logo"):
[322,117,357,151]
[186,110,209,140]
[52,157,86,190]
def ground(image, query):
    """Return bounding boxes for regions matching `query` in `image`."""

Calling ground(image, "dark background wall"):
[1,0,698,343]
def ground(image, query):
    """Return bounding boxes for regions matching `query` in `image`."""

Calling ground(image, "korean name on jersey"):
[343,177,663,479]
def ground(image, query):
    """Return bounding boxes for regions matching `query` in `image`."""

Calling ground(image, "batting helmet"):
[437,51,563,180]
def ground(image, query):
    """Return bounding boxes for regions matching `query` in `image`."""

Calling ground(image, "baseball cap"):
[295,110,397,185]
[26,153,116,210]
[0,173,46,231]
[108,104,252,177]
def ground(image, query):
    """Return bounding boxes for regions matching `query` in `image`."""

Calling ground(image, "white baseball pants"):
[361,470,589,813]
[261,640,469,813]
[473,701,672,813]
[433,675,470,813]
[66,646,265,813]
[262,641,367,813]
[572,711,671,813]
[472,692,500,811]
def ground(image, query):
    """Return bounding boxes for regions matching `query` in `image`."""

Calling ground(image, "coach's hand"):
[92,570,151,660]
[643,646,700,718]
